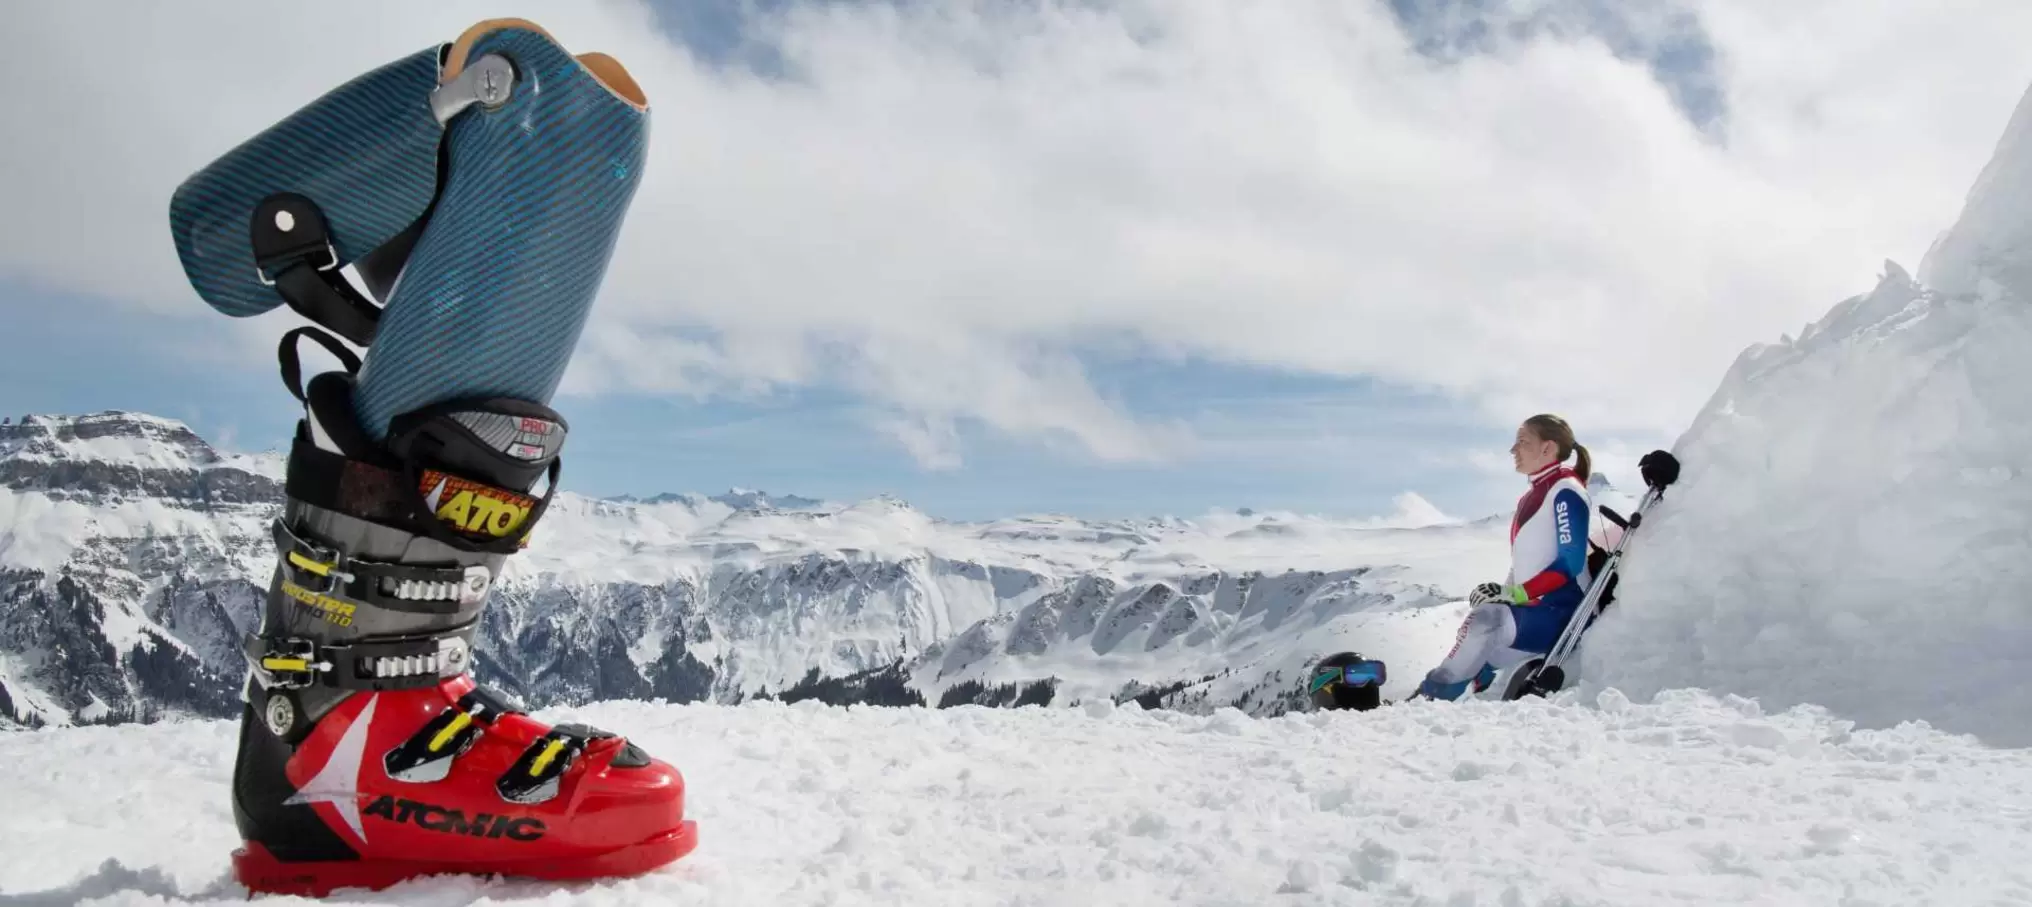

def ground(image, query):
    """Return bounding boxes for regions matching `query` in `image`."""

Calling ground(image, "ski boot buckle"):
[497,726,610,805]
[246,633,472,692]
[273,519,493,608]
[274,520,355,594]
[248,637,331,691]
[385,703,488,783]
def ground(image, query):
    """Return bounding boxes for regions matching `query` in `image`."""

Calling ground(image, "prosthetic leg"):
[167,19,695,896]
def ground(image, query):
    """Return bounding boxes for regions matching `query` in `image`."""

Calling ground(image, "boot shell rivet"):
[264,693,296,737]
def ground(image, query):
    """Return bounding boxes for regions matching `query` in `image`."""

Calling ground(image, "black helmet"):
[1308,651,1385,711]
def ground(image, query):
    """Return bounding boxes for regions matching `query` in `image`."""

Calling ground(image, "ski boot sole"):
[231,820,699,897]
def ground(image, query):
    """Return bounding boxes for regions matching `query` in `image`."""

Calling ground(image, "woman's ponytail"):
[1524,413,1590,483]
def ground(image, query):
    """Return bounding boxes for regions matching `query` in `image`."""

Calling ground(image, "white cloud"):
[6,0,2032,467]
[877,415,963,472]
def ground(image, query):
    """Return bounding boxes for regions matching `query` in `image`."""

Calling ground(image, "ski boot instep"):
[167,18,695,897]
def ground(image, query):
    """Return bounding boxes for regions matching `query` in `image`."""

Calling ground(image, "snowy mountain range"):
[0,410,1561,728]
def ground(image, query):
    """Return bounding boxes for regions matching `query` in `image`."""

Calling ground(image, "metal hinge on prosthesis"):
[245,631,473,692]
[273,519,492,612]
[244,53,517,351]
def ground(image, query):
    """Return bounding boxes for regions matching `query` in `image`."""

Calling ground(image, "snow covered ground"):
[5,695,2029,905]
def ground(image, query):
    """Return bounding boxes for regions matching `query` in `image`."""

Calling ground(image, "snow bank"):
[5,694,2028,904]
[1587,80,2032,747]
[1919,81,2032,303]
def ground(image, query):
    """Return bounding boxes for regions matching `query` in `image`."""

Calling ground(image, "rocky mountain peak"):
[0,410,282,506]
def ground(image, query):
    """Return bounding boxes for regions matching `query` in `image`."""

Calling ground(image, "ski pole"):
[1540,484,1661,671]
[1521,450,1680,697]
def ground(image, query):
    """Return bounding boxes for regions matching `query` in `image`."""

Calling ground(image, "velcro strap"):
[284,436,543,554]
[273,265,381,347]
[277,326,363,405]
[411,467,544,547]
[252,192,382,347]
[271,520,485,616]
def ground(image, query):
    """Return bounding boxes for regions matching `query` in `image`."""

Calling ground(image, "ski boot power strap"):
[168,19,695,897]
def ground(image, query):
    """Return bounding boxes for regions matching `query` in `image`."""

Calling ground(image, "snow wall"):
[1581,83,2032,748]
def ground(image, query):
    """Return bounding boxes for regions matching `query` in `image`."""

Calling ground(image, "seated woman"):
[1416,414,1594,701]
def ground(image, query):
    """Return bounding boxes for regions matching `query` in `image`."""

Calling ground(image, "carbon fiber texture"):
[451,411,562,461]
[352,25,649,439]
[451,412,520,452]
[167,48,444,318]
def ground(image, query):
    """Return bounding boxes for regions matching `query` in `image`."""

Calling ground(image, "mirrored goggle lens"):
[1342,661,1384,686]
[1309,661,1385,692]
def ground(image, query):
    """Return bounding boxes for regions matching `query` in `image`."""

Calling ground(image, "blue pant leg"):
[1508,602,1579,654]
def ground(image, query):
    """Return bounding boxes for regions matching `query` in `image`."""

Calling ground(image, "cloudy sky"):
[3,0,2029,521]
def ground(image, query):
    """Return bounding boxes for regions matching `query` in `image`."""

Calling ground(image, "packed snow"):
[1583,71,2032,749]
[1918,79,2032,303]
[1586,262,2032,747]
[3,695,2028,905]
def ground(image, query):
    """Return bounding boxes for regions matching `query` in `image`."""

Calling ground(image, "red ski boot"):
[222,391,701,895]
[223,384,702,896]
[164,17,700,896]
[231,674,697,896]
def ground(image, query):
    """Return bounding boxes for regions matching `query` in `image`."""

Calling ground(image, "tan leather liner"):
[441,17,648,111]
[573,53,646,110]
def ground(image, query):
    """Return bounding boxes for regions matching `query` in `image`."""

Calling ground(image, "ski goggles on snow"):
[1309,660,1386,693]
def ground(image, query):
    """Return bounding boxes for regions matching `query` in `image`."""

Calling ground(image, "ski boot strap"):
[382,686,524,784]
[252,193,387,348]
[378,691,646,806]
[274,352,564,557]
[283,427,556,558]
[272,519,492,616]
[245,627,475,693]
[496,722,652,804]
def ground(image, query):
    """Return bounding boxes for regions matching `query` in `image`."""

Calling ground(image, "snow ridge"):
[1589,77,2032,748]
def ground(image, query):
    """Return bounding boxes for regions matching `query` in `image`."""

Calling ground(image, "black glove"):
[1639,450,1680,489]
[1468,582,1523,605]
